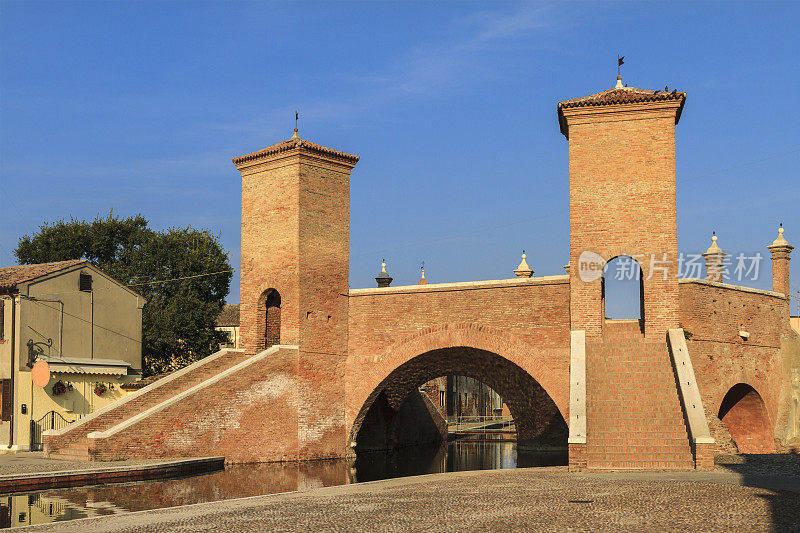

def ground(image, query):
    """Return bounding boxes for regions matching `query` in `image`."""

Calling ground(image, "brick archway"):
[718,383,775,453]
[346,323,569,451]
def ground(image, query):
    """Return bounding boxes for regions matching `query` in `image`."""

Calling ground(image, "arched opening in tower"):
[718,383,775,454]
[602,255,644,333]
[350,347,567,458]
[261,289,281,349]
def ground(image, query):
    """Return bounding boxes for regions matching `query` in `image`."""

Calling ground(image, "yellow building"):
[215,304,241,349]
[0,260,144,451]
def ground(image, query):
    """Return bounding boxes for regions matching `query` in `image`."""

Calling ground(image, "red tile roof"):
[232,136,359,167]
[557,85,686,137]
[0,260,87,290]
[216,304,240,327]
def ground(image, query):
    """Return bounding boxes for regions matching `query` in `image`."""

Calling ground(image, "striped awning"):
[38,356,132,376]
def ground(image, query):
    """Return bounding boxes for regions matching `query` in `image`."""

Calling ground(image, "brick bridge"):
[45,77,800,470]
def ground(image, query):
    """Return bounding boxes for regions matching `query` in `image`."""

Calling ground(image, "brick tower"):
[560,77,696,470]
[559,76,686,339]
[233,129,359,458]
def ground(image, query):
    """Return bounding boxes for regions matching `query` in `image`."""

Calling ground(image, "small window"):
[79,272,93,292]
[1,379,11,421]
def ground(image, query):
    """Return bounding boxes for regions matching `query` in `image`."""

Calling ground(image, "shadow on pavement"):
[714,451,800,532]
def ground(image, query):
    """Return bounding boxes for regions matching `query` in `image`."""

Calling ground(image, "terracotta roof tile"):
[216,304,240,327]
[557,85,686,137]
[232,137,359,167]
[0,260,87,290]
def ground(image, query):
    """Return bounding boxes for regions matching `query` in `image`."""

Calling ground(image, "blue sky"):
[1,2,798,315]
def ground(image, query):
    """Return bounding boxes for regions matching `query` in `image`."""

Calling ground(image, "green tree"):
[15,213,232,376]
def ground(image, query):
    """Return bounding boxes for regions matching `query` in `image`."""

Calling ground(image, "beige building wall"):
[1,263,144,450]
[17,265,143,370]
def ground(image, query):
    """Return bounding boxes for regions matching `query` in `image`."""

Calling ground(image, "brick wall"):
[678,280,788,432]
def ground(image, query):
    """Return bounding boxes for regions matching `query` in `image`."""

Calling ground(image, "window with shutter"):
[79,272,93,292]
[1,379,11,421]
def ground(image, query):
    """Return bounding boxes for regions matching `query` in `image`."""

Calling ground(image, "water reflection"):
[0,442,566,528]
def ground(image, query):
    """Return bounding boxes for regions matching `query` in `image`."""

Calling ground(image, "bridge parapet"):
[667,329,715,469]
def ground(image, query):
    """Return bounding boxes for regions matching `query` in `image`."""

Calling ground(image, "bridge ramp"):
[44,348,249,461]
[586,328,694,470]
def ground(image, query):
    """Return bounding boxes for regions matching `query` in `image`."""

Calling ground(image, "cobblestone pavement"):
[21,465,800,532]
[0,452,161,476]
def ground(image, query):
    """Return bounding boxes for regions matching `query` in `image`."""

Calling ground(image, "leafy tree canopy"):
[15,212,233,376]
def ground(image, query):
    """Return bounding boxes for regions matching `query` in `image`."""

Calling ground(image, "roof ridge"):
[233,137,359,167]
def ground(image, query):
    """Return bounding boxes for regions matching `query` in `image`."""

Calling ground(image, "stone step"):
[588,462,694,470]
[48,450,90,461]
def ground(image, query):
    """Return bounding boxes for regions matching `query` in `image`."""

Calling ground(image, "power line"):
[126,269,234,287]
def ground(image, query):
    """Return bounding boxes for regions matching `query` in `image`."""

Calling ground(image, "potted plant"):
[94,382,108,396]
[52,380,67,396]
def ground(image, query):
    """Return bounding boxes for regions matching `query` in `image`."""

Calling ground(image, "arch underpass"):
[349,347,568,453]
[718,383,775,454]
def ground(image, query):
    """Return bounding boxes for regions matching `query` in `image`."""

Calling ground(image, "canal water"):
[0,441,566,528]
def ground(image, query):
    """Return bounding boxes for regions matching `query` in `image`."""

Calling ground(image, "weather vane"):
[617,55,625,76]
[295,111,299,131]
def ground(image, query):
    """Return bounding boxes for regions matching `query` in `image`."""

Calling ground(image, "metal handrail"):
[447,415,515,434]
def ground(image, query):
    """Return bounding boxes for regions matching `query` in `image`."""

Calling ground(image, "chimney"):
[375,259,393,288]
[767,224,793,296]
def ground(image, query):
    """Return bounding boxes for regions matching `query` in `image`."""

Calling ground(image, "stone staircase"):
[585,322,694,469]
[44,348,248,461]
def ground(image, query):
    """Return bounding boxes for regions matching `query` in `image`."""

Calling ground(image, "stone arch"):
[718,383,775,453]
[257,288,281,349]
[346,323,569,451]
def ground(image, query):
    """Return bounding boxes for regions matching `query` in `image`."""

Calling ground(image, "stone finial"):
[375,259,393,288]
[769,224,792,249]
[417,263,429,285]
[615,75,624,89]
[704,233,723,255]
[514,250,534,278]
[702,232,727,282]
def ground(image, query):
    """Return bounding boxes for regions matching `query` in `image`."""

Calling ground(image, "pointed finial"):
[704,231,723,255]
[514,249,533,278]
[291,111,300,140]
[375,258,393,287]
[417,262,429,285]
[770,223,791,248]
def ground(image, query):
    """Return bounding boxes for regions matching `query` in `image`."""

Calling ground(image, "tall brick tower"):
[233,128,359,458]
[558,76,686,339]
